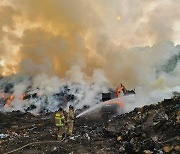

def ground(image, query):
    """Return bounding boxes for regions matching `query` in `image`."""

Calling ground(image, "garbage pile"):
[0,97,179,153]
[0,83,76,112]
[105,98,180,153]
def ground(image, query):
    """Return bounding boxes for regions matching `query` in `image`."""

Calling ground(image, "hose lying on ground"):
[3,141,63,154]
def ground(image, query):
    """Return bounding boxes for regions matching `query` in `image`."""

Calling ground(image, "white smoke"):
[0,41,180,114]
[0,0,180,114]
[0,69,110,113]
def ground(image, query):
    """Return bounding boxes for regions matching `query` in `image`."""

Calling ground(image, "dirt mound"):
[0,98,179,153]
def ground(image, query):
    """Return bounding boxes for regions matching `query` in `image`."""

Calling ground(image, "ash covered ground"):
[0,97,179,154]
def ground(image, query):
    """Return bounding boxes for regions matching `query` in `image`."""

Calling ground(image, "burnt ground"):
[0,98,179,154]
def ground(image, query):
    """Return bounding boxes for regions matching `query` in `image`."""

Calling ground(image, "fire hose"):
[3,141,64,154]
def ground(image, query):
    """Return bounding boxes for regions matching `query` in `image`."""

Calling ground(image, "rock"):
[163,145,173,153]
[52,146,58,151]
[130,138,135,144]
[117,136,123,141]
[151,136,158,142]
[119,146,125,152]
[143,150,153,154]
[174,145,180,151]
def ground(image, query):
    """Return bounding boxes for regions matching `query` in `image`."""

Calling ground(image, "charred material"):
[102,92,115,102]
[0,98,179,154]
[102,87,135,102]
[0,84,76,112]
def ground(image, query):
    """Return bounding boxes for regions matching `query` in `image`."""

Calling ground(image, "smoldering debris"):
[0,97,179,154]
[0,75,100,115]
[0,74,109,113]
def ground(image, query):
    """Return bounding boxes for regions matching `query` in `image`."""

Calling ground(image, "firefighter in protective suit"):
[67,105,74,136]
[55,107,65,140]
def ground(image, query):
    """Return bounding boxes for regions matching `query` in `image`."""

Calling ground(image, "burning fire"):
[4,94,14,107]
[1,92,25,108]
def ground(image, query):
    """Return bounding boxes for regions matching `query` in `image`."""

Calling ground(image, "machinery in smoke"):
[100,84,135,119]
[76,84,136,120]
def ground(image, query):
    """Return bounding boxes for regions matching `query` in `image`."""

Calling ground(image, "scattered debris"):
[0,134,8,139]
[163,145,173,153]
[0,97,179,153]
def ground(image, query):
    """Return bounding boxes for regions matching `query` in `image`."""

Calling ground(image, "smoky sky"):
[0,0,180,88]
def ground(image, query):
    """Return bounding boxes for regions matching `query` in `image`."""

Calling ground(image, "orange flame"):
[4,94,14,107]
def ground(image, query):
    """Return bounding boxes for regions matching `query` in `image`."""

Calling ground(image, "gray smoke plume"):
[0,0,179,113]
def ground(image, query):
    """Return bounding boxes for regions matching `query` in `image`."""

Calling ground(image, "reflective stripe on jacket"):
[55,112,65,127]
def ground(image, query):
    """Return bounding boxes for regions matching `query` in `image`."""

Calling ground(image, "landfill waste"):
[0,134,8,139]
[0,97,179,153]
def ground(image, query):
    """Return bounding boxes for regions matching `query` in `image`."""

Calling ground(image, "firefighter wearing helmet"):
[55,107,66,140]
[66,105,75,136]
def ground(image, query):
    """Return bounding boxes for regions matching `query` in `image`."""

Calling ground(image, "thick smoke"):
[0,0,180,113]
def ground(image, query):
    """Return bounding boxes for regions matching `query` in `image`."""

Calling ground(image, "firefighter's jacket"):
[55,111,65,127]
[67,109,74,122]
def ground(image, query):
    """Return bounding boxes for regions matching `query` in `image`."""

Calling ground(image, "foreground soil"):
[0,98,179,154]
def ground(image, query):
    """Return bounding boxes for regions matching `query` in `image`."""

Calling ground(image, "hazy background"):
[0,0,179,113]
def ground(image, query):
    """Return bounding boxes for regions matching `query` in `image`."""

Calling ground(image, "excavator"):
[101,84,135,119]
[76,84,135,120]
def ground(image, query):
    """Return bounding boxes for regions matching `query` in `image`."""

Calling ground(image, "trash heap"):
[105,98,180,153]
[0,97,179,154]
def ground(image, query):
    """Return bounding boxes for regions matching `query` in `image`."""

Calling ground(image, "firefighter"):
[115,84,127,98]
[55,107,65,140]
[66,105,74,136]
[63,109,68,137]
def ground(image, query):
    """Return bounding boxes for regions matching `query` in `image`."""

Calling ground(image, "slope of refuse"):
[0,75,108,113]
[0,97,179,154]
